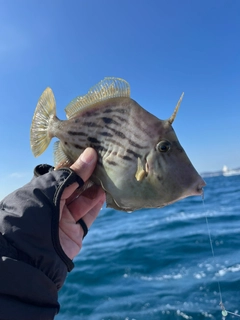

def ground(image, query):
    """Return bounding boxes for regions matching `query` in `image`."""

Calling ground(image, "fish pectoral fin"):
[135,157,146,182]
[54,141,73,169]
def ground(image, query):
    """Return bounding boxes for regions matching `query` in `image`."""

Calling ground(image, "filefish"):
[30,77,205,212]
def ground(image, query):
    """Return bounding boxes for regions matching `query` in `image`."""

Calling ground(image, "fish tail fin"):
[30,87,56,157]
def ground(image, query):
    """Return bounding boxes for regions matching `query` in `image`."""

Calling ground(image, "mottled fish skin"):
[30,78,206,212]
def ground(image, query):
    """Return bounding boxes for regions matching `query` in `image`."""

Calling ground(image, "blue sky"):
[0,0,240,200]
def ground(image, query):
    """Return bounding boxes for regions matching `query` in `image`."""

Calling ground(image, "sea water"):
[56,175,240,320]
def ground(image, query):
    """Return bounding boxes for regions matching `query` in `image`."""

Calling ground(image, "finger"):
[79,184,103,199]
[59,197,105,259]
[68,186,105,222]
[65,181,94,205]
[78,198,105,240]
[70,147,97,182]
[60,182,80,202]
[81,198,105,229]
[60,148,98,211]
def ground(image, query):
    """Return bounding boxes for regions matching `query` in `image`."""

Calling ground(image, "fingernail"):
[80,148,95,164]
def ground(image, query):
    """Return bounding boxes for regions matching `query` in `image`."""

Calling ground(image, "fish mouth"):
[188,178,206,197]
[198,178,206,192]
[197,182,206,199]
[196,187,204,200]
[166,181,206,207]
[197,186,204,194]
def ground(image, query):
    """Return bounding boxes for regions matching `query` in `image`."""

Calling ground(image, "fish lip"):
[191,183,206,198]
[197,187,204,199]
[198,185,205,192]
[197,182,207,199]
[197,179,206,193]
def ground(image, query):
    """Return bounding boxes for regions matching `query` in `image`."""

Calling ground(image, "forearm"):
[0,256,59,320]
[0,165,81,320]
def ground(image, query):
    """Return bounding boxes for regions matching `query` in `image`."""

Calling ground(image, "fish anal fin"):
[135,157,146,182]
[54,141,73,169]
[65,77,130,119]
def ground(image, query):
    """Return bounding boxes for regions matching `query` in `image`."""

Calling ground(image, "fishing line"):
[202,193,240,319]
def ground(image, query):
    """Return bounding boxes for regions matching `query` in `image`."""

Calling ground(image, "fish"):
[30,77,206,212]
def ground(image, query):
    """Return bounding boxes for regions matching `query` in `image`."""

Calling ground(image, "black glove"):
[0,165,84,320]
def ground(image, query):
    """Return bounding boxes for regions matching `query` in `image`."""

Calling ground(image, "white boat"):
[222,165,240,177]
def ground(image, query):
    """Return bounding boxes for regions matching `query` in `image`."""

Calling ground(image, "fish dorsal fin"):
[65,77,130,119]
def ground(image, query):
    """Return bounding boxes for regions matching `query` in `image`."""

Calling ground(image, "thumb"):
[70,148,97,182]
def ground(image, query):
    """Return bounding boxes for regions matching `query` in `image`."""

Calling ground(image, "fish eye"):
[157,140,171,153]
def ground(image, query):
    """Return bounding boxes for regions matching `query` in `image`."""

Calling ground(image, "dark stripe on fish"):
[103,108,126,114]
[128,139,146,149]
[100,131,113,137]
[102,149,132,162]
[127,149,141,159]
[115,115,127,122]
[104,138,125,148]
[85,111,100,117]
[102,117,119,125]
[106,160,118,166]
[74,144,84,149]
[105,126,147,149]
[68,131,87,136]
[105,125,126,139]
[84,122,102,128]
[122,156,132,161]
[88,137,101,144]
[94,145,107,152]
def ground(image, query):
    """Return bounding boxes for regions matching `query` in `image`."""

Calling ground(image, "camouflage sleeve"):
[0,165,84,320]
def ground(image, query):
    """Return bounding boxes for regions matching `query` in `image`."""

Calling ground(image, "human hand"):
[59,148,106,260]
